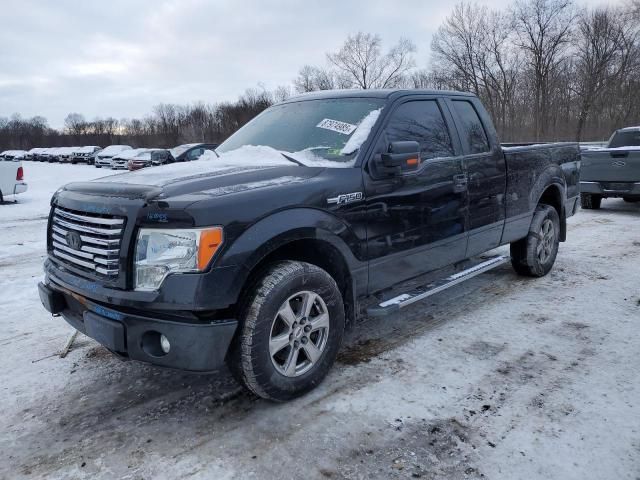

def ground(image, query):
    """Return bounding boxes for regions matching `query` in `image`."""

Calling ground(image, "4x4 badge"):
[327,192,364,205]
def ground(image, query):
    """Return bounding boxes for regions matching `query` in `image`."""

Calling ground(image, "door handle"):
[453,174,468,192]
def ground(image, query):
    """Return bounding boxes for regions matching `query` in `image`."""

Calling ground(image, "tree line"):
[2,0,639,151]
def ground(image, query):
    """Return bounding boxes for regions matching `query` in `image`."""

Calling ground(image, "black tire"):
[580,193,602,209]
[510,204,560,277]
[623,196,640,203]
[228,261,345,402]
[95,165,101,168]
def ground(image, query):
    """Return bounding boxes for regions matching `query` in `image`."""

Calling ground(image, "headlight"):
[134,227,223,291]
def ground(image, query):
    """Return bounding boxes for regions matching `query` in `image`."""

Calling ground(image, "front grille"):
[50,206,125,278]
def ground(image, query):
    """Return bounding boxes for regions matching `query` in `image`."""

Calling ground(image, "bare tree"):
[327,32,416,89]
[513,0,575,141]
[294,65,341,92]
[431,3,520,137]
[64,113,87,136]
[574,7,626,140]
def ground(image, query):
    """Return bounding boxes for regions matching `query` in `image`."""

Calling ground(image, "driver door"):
[363,98,469,293]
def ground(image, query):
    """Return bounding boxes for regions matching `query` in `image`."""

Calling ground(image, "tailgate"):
[581,150,640,182]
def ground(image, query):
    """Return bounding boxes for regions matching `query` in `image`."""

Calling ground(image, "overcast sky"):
[0,0,625,128]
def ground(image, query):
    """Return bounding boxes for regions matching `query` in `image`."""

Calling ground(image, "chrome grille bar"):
[54,208,124,226]
[53,216,122,236]
[52,225,120,246]
[50,206,125,278]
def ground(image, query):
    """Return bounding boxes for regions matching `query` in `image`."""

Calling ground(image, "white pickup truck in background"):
[0,158,28,202]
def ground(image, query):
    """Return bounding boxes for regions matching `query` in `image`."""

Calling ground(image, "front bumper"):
[580,181,640,197]
[38,280,238,372]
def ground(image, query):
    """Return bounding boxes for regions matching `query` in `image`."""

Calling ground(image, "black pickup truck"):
[38,90,580,401]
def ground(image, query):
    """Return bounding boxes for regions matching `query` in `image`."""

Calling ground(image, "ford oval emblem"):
[66,231,83,251]
[612,160,626,167]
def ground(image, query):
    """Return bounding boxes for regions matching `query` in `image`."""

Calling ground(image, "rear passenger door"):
[447,98,506,257]
[363,97,468,293]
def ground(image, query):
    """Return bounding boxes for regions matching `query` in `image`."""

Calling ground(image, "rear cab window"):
[608,130,640,148]
[451,100,490,154]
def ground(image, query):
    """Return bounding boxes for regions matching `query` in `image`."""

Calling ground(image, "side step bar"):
[366,255,511,317]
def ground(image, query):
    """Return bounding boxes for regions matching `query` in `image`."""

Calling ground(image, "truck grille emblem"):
[66,231,83,251]
[612,160,626,167]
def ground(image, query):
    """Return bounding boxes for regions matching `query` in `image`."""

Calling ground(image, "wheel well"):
[538,184,566,241]
[241,238,355,324]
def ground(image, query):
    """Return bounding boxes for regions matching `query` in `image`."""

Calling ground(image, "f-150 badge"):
[327,192,364,205]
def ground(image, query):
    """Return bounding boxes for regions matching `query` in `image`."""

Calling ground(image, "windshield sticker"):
[316,118,357,135]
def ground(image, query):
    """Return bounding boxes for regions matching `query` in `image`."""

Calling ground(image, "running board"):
[366,255,511,317]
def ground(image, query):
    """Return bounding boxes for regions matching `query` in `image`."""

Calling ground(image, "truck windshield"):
[216,98,385,167]
[608,130,640,148]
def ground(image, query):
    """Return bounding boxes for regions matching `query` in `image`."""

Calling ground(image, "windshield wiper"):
[279,152,306,167]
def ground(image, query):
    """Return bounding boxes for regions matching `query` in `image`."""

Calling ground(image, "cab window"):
[451,100,490,154]
[384,100,454,160]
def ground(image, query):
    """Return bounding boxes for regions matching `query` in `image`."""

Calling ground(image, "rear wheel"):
[228,261,344,402]
[580,193,602,209]
[510,204,560,277]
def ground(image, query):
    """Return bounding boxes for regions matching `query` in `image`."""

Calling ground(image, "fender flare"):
[214,208,365,305]
[529,165,568,240]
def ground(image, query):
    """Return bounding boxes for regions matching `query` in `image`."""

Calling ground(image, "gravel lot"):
[1,163,639,479]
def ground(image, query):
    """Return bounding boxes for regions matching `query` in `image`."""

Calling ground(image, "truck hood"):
[59,159,322,202]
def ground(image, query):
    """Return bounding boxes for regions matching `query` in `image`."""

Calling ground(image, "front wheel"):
[623,196,640,203]
[510,204,560,277]
[228,261,345,402]
[581,193,602,209]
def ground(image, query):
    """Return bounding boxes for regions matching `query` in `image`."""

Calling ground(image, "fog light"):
[160,334,171,354]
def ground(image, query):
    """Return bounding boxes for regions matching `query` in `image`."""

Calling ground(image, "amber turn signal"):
[198,227,224,270]
[406,158,420,167]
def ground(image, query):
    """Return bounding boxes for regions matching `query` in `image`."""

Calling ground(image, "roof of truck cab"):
[618,126,640,132]
[283,88,475,103]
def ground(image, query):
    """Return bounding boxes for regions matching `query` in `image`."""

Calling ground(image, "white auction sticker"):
[316,118,357,135]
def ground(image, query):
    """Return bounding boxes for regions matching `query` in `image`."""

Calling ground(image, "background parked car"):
[24,147,42,160]
[0,155,27,202]
[71,146,102,164]
[57,147,78,163]
[128,149,170,170]
[150,148,176,166]
[47,147,64,163]
[169,143,218,162]
[0,150,27,161]
[94,145,132,168]
[37,148,52,162]
[111,148,148,169]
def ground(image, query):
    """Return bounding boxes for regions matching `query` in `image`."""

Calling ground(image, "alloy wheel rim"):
[537,219,555,264]
[269,291,330,377]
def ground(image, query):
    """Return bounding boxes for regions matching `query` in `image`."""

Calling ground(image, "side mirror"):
[377,141,421,176]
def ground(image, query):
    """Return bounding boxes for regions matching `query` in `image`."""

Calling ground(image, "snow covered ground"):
[1,162,639,479]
